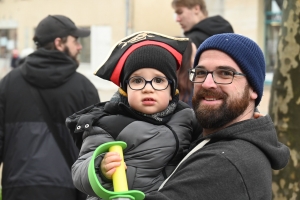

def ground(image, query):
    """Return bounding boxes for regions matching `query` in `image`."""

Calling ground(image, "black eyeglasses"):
[126,76,172,90]
[188,67,246,84]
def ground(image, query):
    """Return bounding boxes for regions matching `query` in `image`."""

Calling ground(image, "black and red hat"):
[94,31,189,96]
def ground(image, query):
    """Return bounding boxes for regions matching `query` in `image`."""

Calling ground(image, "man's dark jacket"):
[145,115,290,200]
[0,49,100,200]
[184,15,234,48]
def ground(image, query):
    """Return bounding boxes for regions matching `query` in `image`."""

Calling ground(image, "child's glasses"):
[126,76,172,90]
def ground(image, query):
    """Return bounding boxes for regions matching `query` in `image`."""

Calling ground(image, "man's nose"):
[77,43,82,50]
[175,14,180,22]
[201,73,217,88]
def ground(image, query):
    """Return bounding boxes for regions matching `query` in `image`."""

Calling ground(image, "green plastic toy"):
[88,141,145,200]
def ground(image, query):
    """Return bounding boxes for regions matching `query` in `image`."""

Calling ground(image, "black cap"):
[33,15,90,46]
[94,31,189,96]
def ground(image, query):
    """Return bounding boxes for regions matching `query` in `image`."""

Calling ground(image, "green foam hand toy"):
[88,141,145,200]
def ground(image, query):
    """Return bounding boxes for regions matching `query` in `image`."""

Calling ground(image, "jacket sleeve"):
[72,125,115,197]
[66,102,107,149]
[145,151,249,200]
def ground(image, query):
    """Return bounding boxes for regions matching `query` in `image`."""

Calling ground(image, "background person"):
[145,33,290,200]
[10,48,19,68]
[0,15,100,200]
[172,0,234,48]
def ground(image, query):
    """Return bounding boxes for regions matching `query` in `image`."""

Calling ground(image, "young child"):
[66,31,202,199]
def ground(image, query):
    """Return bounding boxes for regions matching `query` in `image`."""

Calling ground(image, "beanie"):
[121,45,177,96]
[194,33,266,106]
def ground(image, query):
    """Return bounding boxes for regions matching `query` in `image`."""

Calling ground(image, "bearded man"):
[145,33,290,200]
[0,15,100,200]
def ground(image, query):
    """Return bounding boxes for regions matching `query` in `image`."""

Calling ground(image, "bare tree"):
[269,0,300,199]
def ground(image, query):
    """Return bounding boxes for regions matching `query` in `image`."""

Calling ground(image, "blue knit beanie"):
[194,33,265,106]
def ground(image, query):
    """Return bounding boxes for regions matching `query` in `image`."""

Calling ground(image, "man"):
[0,15,100,200]
[145,33,290,199]
[172,0,234,47]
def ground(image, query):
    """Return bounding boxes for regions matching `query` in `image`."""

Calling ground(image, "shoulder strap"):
[158,138,211,190]
[29,86,74,168]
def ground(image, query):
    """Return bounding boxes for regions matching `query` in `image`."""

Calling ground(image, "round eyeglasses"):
[126,76,172,90]
[188,67,246,84]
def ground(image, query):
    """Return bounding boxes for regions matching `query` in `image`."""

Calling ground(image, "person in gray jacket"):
[144,34,290,199]
[66,31,202,199]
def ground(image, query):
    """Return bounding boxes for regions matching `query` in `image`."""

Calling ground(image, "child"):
[66,31,202,199]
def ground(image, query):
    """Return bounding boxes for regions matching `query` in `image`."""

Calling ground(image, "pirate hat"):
[94,31,189,96]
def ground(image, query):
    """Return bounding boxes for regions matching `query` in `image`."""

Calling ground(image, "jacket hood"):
[204,115,290,170]
[21,48,78,88]
[185,15,234,37]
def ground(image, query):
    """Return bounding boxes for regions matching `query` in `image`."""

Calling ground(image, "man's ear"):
[249,87,258,100]
[193,5,201,14]
[54,38,64,51]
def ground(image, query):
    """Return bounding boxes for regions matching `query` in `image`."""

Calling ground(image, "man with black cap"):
[144,33,290,199]
[0,15,100,200]
[33,14,90,63]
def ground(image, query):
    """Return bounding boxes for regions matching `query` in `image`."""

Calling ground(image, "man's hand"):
[253,112,264,119]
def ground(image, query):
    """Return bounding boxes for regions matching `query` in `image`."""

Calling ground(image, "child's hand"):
[253,112,264,119]
[101,152,123,180]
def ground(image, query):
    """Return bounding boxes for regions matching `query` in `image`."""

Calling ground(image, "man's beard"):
[63,46,79,65]
[192,85,250,129]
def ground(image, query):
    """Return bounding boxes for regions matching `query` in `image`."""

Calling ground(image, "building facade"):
[0,0,280,72]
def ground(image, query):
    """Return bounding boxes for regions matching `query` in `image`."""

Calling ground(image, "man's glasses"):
[126,76,172,90]
[188,67,246,84]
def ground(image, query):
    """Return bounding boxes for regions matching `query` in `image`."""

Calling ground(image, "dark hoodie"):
[0,48,100,200]
[146,115,290,200]
[184,15,234,48]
